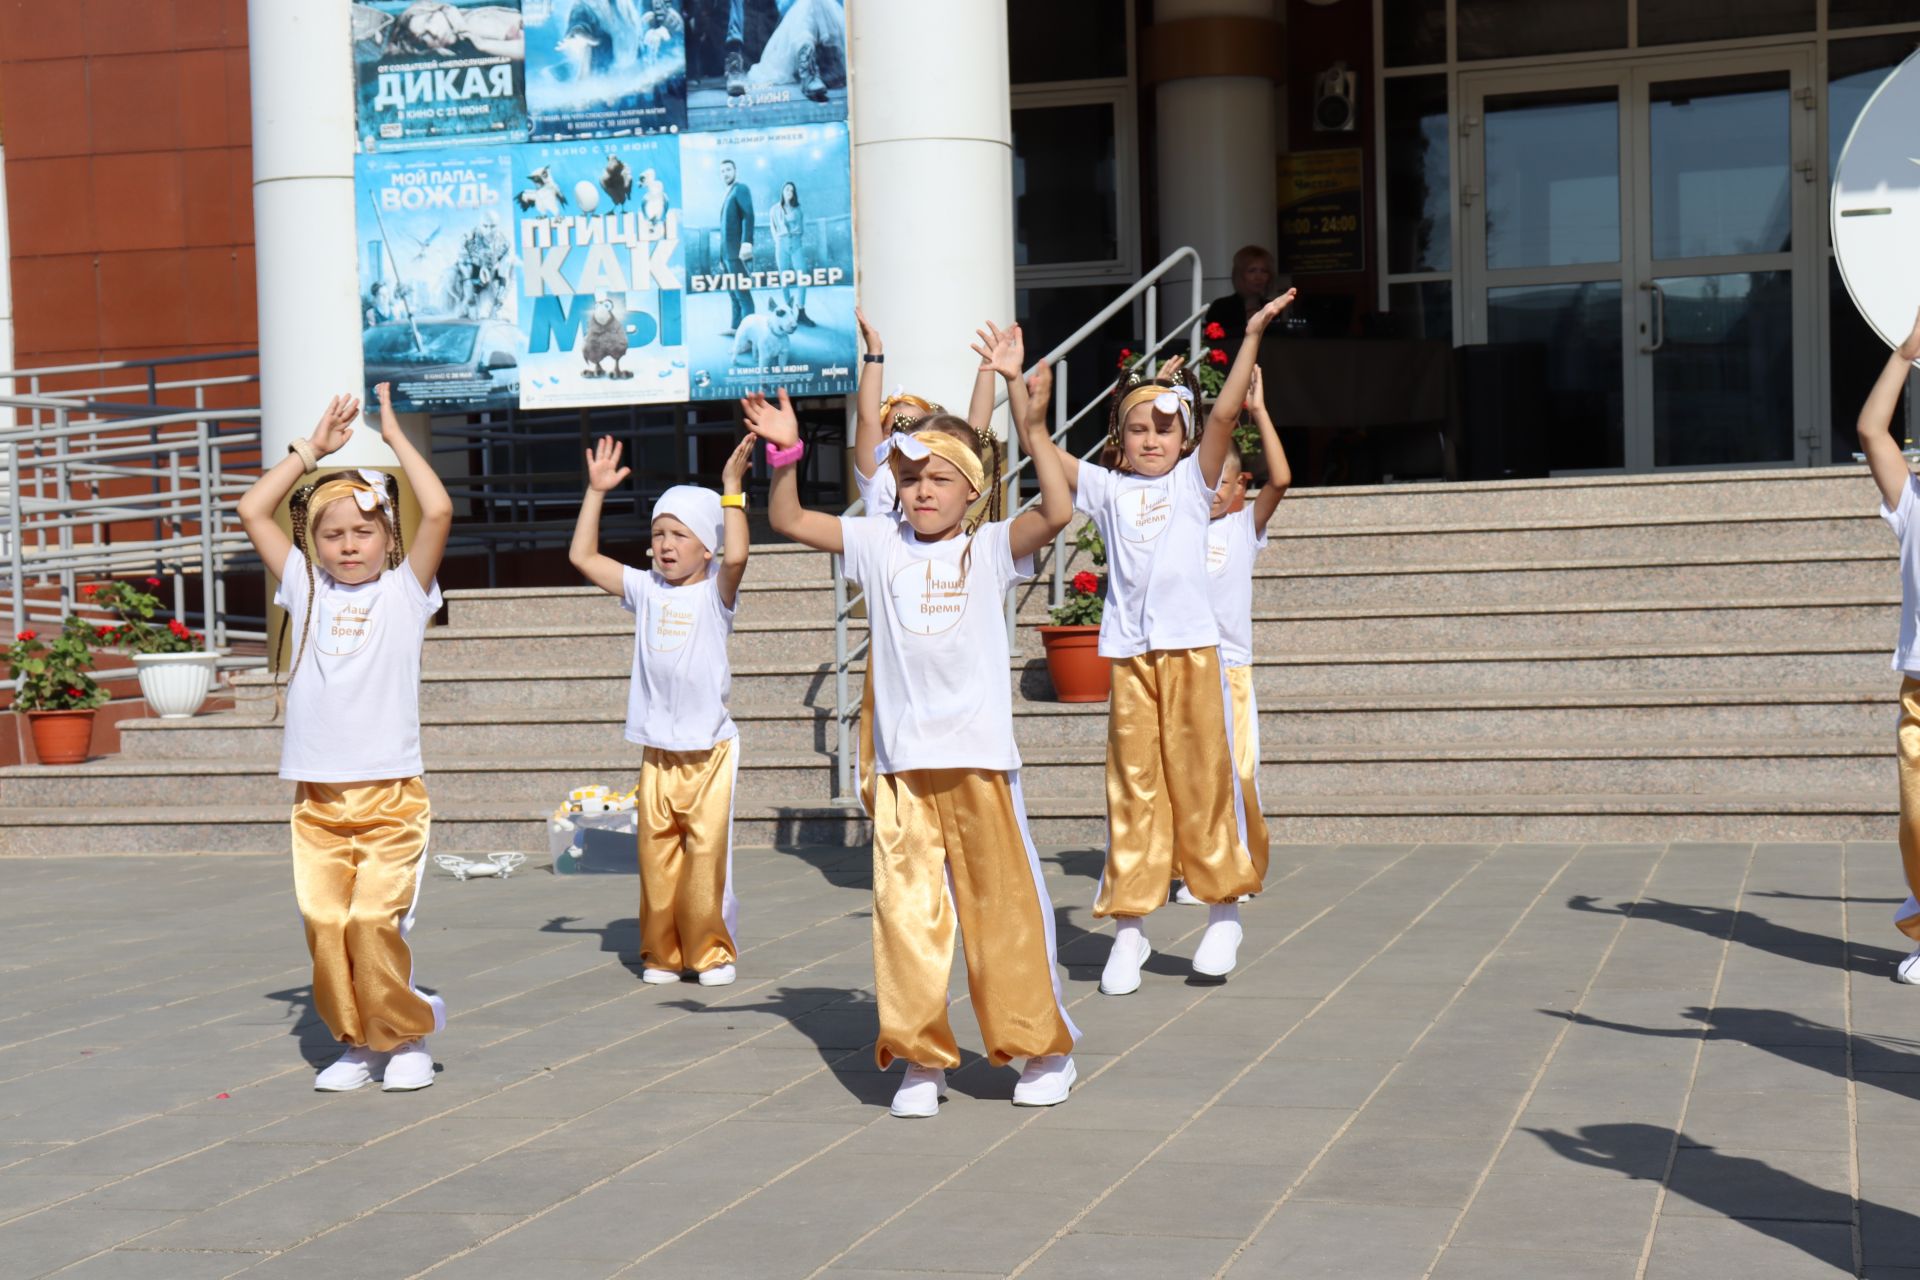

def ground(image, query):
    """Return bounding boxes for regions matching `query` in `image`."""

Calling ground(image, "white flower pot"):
[132,651,219,719]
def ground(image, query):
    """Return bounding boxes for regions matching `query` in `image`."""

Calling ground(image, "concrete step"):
[1272,466,1872,528]
[0,788,1892,855]
[1262,511,1879,571]
[112,686,1900,763]
[414,596,1895,672]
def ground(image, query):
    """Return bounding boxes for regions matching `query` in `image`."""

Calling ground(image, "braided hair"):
[1101,359,1203,471]
[272,470,405,714]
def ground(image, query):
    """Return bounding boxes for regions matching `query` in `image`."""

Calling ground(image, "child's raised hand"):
[855,307,882,356]
[1023,361,1054,434]
[1157,353,1186,381]
[721,434,756,491]
[1245,364,1266,416]
[971,321,1025,381]
[310,394,360,458]
[584,435,630,492]
[1246,288,1298,337]
[1901,306,1920,363]
[740,389,800,448]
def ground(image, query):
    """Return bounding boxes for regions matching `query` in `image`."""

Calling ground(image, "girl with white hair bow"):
[569,432,756,989]
[1037,290,1297,997]
[236,381,455,1095]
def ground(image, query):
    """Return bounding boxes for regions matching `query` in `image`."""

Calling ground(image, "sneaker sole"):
[1898,965,1920,985]
[381,1078,435,1093]
[1100,942,1152,995]
[313,1078,372,1093]
[1013,1060,1078,1107]
[697,973,737,987]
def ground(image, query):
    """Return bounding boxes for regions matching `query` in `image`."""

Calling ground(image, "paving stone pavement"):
[2,841,1918,1278]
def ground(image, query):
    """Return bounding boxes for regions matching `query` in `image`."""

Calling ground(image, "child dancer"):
[569,434,754,986]
[847,309,1028,816]
[1855,304,1920,979]
[1175,365,1290,905]
[236,383,453,1092]
[1045,291,1296,995]
[744,355,1079,1118]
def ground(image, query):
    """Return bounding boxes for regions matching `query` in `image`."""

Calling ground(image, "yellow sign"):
[1278,148,1365,275]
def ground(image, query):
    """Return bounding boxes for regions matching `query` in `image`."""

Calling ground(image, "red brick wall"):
[0,0,259,392]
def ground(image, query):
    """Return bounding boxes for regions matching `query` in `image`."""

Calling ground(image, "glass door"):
[1461,50,1818,473]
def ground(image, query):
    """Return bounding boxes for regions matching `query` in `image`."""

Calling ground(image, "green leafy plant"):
[1048,523,1107,626]
[82,578,201,655]
[6,619,110,712]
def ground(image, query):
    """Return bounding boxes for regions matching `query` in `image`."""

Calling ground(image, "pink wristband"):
[766,438,805,468]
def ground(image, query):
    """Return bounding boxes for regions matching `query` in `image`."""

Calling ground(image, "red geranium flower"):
[145,577,162,587]
[1116,348,1133,369]
[66,687,82,697]
[1208,349,1229,366]
[1204,322,1226,341]
[80,584,97,597]
[95,626,114,640]
[16,630,36,642]
[1072,570,1099,595]
[168,618,189,635]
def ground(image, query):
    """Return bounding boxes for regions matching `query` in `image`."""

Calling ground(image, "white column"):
[1153,0,1280,310]
[850,0,1015,431]
[248,0,395,467]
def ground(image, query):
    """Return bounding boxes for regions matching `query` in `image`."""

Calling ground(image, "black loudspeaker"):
[1313,62,1357,132]
[1458,343,1551,480]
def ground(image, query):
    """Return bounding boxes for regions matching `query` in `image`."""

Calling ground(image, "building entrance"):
[1459,48,1820,473]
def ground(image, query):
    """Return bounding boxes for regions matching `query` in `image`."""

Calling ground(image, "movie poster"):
[511,135,690,407]
[680,124,855,401]
[352,0,529,151]
[684,0,846,131]
[356,147,524,412]
[523,0,688,140]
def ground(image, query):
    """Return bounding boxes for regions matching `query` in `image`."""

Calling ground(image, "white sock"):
[1115,916,1145,944]
[1207,902,1241,928]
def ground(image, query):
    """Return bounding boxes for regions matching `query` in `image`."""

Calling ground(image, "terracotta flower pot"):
[1038,625,1110,703]
[26,709,95,765]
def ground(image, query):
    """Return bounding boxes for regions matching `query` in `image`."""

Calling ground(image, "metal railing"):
[826,247,1208,803]
[1,353,267,675]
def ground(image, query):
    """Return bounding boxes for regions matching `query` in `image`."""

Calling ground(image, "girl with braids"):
[1039,289,1296,997]
[742,355,1079,1120]
[846,309,1030,816]
[236,382,454,1093]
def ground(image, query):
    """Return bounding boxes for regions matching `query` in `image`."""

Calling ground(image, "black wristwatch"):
[862,353,884,364]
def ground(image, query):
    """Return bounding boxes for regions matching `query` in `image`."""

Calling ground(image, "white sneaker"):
[314,1045,387,1092]
[697,964,737,986]
[889,1064,947,1118]
[381,1039,435,1091]
[1173,882,1202,906]
[1192,918,1244,978]
[641,968,681,984]
[1899,948,1920,984]
[1012,1055,1077,1107]
[1099,929,1152,996]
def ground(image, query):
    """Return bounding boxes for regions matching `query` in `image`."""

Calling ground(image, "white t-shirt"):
[1075,454,1223,659]
[838,514,1031,774]
[620,567,738,751]
[1206,506,1269,669]
[853,463,898,517]
[1882,475,1920,674]
[275,548,441,783]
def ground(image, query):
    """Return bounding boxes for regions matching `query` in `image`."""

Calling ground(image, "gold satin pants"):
[858,663,877,817]
[1895,678,1920,942]
[1095,647,1261,918]
[871,767,1078,1070]
[1176,664,1271,887]
[638,739,740,974]
[290,777,439,1053]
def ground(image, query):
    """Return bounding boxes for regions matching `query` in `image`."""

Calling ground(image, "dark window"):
[1009,1,1128,83]
[1385,75,1451,273]
[1383,0,1447,67]
[1638,0,1813,47]
[1458,0,1626,60]
[1012,104,1121,267]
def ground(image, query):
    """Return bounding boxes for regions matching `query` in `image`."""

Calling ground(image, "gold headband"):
[880,393,945,432]
[882,429,987,495]
[306,476,393,525]
[1116,382,1197,434]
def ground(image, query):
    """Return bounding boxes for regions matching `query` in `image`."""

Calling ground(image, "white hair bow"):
[873,434,931,467]
[354,469,391,513]
[1154,384,1195,421]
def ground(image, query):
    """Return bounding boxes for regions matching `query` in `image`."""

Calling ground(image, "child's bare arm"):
[569,436,631,597]
[1860,306,1920,511]
[853,308,885,479]
[1010,363,1072,560]
[237,395,359,578]
[1200,290,1295,487]
[717,435,754,608]
[1247,364,1291,528]
[375,382,453,592]
[742,390,844,553]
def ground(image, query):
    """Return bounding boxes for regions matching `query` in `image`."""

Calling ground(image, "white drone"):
[434,852,528,881]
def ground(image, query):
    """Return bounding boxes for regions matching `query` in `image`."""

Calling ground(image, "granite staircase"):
[0,467,1900,853]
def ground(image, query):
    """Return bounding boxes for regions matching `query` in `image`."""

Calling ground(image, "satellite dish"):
[1833,47,1920,363]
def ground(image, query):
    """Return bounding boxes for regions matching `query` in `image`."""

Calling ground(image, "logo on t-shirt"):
[317,599,374,657]
[648,599,695,652]
[889,559,968,637]
[1207,525,1232,575]
[1117,486,1172,544]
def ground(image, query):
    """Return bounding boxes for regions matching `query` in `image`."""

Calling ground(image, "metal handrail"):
[825,247,1207,803]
